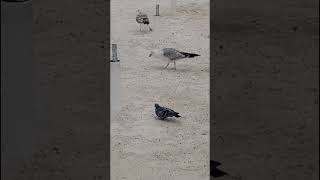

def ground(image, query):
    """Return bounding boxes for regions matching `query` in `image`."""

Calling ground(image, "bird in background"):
[149,48,200,70]
[136,10,152,31]
[154,104,181,120]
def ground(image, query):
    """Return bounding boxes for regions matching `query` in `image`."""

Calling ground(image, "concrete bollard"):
[111,44,119,62]
[110,44,121,117]
[155,4,160,16]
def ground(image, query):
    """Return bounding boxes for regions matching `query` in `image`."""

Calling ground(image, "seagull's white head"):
[148,49,163,59]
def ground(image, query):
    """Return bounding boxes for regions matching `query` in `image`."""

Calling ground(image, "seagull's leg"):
[174,61,177,70]
[164,61,170,69]
[149,25,153,31]
[139,24,141,31]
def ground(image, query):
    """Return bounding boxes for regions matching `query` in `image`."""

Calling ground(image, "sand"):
[111,0,210,180]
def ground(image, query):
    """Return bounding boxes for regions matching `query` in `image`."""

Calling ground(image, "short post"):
[110,44,121,116]
[155,4,160,16]
[111,44,119,62]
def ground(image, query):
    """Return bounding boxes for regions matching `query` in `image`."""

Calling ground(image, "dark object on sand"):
[154,104,181,120]
[111,44,120,62]
[210,160,228,178]
[210,160,242,179]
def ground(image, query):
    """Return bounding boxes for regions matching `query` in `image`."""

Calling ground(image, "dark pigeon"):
[154,104,181,120]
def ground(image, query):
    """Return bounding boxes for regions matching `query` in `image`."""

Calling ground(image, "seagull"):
[154,104,181,120]
[149,48,200,70]
[136,10,152,31]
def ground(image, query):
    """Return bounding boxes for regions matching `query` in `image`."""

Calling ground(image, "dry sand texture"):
[111,0,210,180]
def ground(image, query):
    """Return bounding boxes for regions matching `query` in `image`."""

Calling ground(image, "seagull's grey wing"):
[162,48,186,60]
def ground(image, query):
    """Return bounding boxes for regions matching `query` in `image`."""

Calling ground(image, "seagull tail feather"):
[179,52,200,58]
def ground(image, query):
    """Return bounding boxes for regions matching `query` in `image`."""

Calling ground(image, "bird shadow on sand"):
[157,118,182,125]
[151,65,191,73]
[131,30,153,36]
[152,115,182,124]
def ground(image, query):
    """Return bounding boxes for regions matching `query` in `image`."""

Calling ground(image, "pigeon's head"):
[154,104,160,108]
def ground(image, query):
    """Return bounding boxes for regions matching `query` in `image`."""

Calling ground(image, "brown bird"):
[136,10,152,31]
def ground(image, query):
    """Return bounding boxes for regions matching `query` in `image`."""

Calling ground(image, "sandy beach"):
[111,0,210,179]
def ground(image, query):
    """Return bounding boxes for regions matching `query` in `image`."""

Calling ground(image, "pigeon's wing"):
[156,108,168,119]
[162,48,186,60]
[163,107,179,117]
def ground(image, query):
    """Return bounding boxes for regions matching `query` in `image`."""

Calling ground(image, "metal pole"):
[110,44,121,116]
[111,44,119,62]
[155,4,160,16]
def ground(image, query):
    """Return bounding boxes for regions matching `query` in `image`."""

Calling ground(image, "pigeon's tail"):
[174,113,181,118]
[180,52,200,58]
